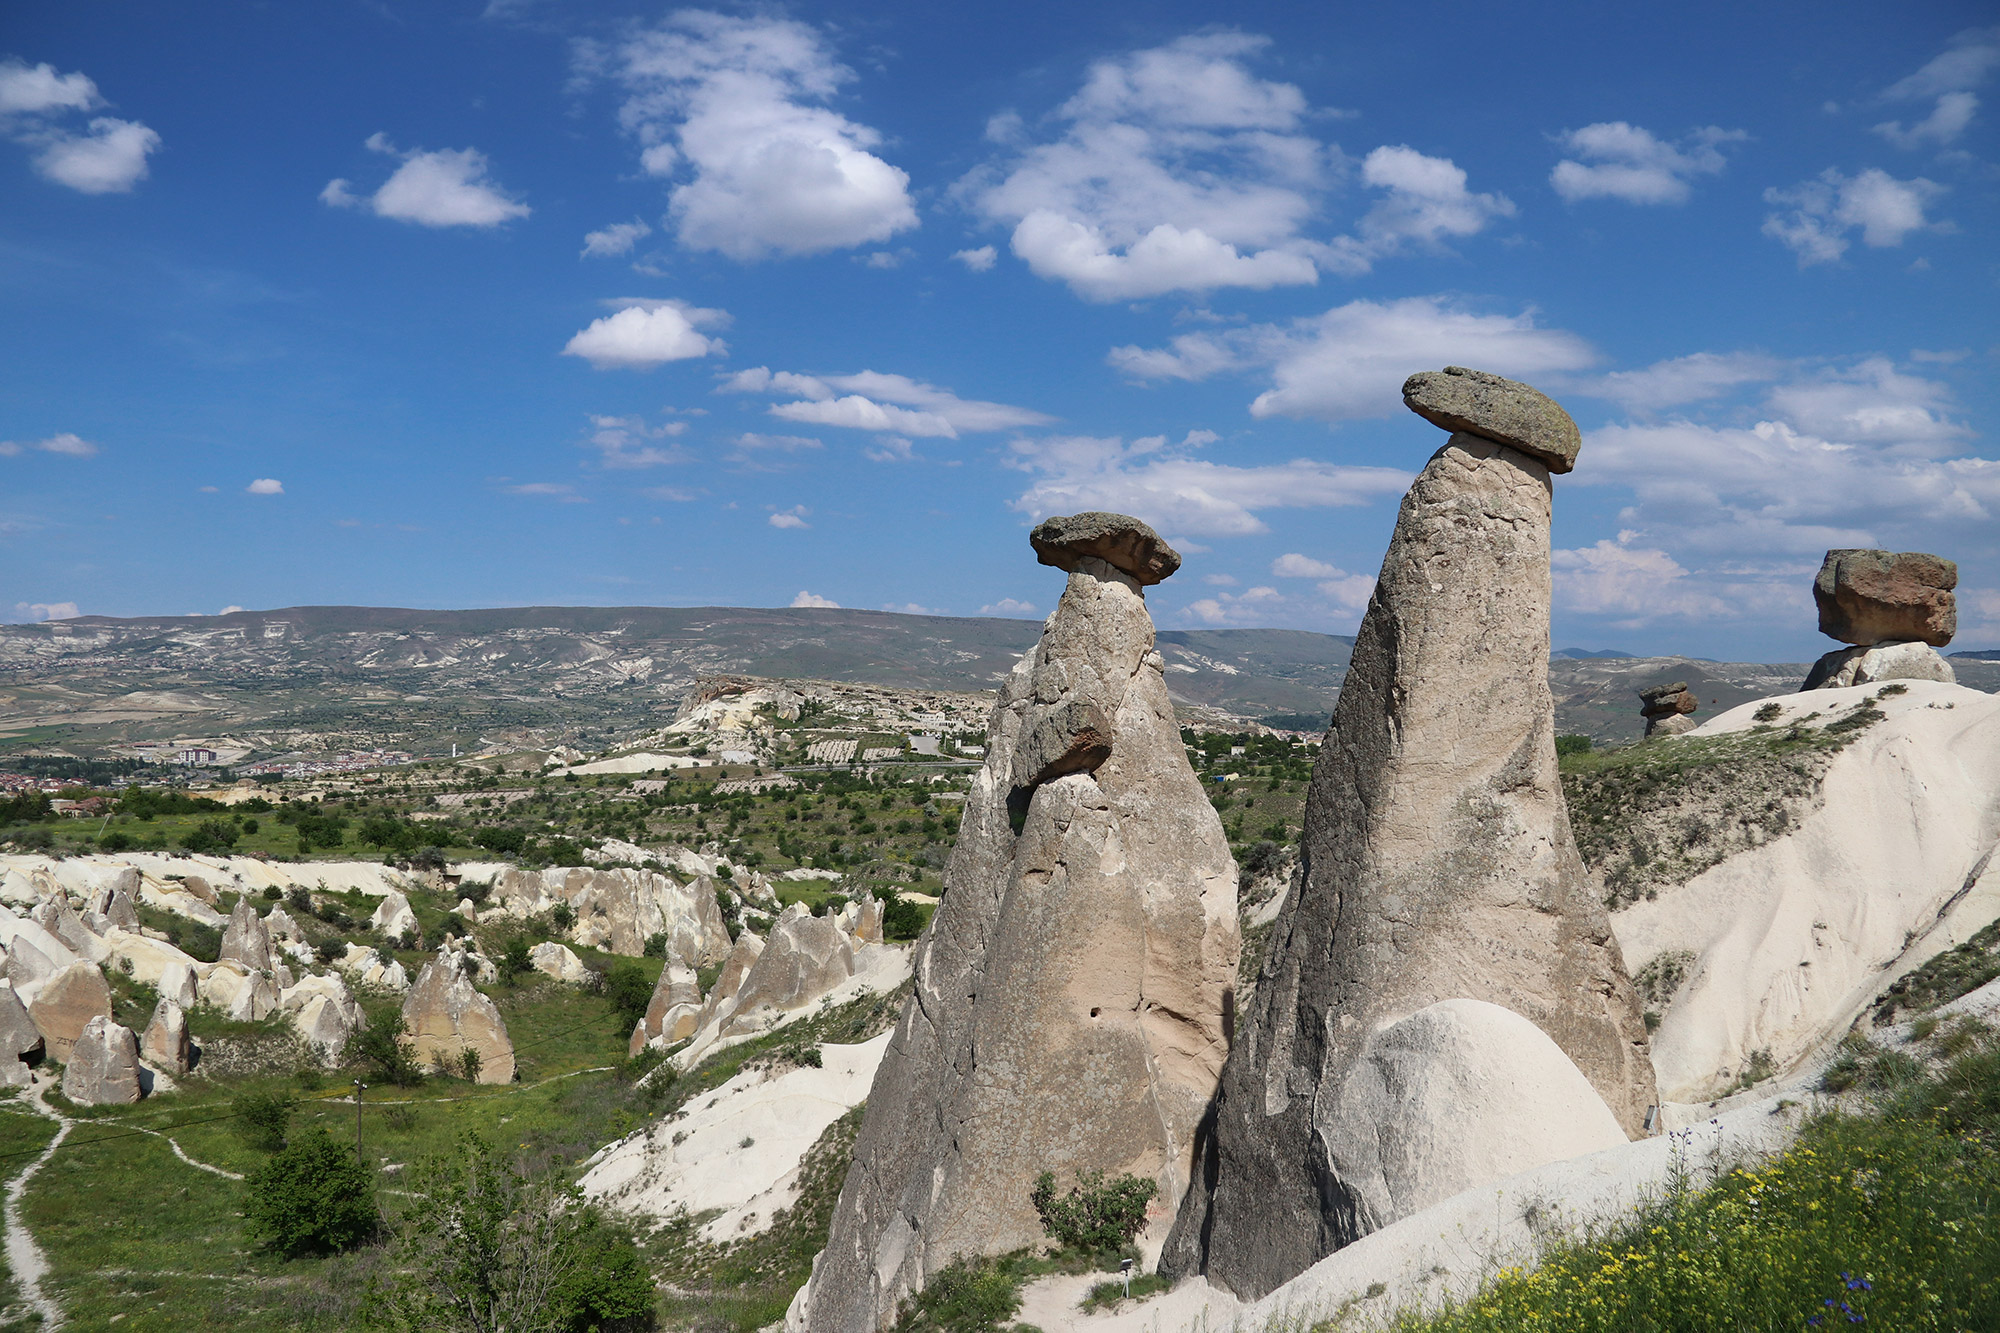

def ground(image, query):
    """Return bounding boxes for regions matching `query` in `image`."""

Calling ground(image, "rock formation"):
[142,997,191,1076]
[529,941,590,983]
[62,1015,142,1105]
[402,957,515,1083]
[631,962,704,1055]
[1803,549,1958,690]
[1162,370,1655,1300]
[29,960,114,1063]
[0,982,43,1086]
[1639,681,1698,737]
[799,513,1239,1333]
[219,896,274,971]
[371,890,418,940]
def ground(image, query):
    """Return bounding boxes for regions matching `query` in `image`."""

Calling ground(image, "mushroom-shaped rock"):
[1639,681,1700,737]
[371,890,417,940]
[802,513,1238,1333]
[219,896,273,971]
[1029,511,1181,586]
[1163,389,1653,1301]
[0,982,43,1086]
[62,1016,142,1105]
[141,997,191,1076]
[1814,548,1956,647]
[29,960,113,1062]
[401,960,515,1084]
[529,941,590,983]
[1402,366,1582,473]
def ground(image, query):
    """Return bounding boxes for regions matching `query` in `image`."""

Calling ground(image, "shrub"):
[551,901,578,932]
[641,931,670,959]
[244,1125,378,1258]
[184,819,241,856]
[606,962,654,1025]
[882,896,927,942]
[500,936,534,983]
[895,1257,1021,1333]
[352,1014,425,1087]
[550,1212,658,1332]
[236,1091,298,1153]
[1554,734,1594,756]
[1029,1170,1158,1256]
[262,885,284,902]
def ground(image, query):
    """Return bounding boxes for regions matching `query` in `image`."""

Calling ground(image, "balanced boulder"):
[1163,374,1655,1300]
[1402,366,1582,473]
[801,513,1239,1333]
[402,958,515,1083]
[219,896,273,971]
[1814,549,1956,646]
[62,1016,142,1105]
[1640,681,1698,737]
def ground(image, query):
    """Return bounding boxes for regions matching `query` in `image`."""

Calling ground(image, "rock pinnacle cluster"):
[1162,368,1657,1299]
[796,512,1239,1333]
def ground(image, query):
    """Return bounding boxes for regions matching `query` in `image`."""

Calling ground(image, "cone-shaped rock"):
[141,997,191,1076]
[219,896,273,972]
[62,1015,142,1105]
[1163,377,1656,1300]
[402,959,515,1084]
[797,515,1239,1333]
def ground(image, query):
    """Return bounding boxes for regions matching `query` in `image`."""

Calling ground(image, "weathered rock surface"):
[0,982,43,1085]
[219,896,273,971]
[402,958,515,1083]
[29,960,114,1063]
[1640,680,1699,737]
[631,962,705,1055]
[1029,511,1181,586]
[62,1015,142,1105]
[801,518,1238,1333]
[141,997,191,1075]
[1164,420,1654,1300]
[371,890,417,940]
[724,907,852,1033]
[1401,366,1581,473]
[529,941,590,983]
[1802,640,1958,691]
[1814,548,1956,647]
[488,865,733,964]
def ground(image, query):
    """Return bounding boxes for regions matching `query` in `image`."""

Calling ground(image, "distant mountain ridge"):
[1,605,1993,758]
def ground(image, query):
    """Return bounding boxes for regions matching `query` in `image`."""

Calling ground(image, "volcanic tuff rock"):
[1639,681,1698,737]
[1803,640,1958,691]
[142,997,191,1076]
[219,896,274,971]
[62,1015,142,1106]
[1401,366,1582,473]
[1164,385,1655,1300]
[0,983,42,1086]
[29,960,114,1063]
[1029,510,1182,585]
[631,962,704,1055]
[402,958,515,1084]
[1814,549,1957,647]
[799,514,1239,1333]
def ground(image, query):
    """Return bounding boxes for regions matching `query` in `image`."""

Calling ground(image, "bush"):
[1029,1170,1157,1256]
[551,1213,658,1332]
[895,1257,1021,1333]
[641,931,670,959]
[244,1125,378,1258]
[551,902,577,932]
[184,818,240,856]
[882,897,927,942]
[236,1091,297,1153]
[606,962,654,1026]
[352,1014,425,1087]
[1554,734,1594,756]
[500,936,534,983]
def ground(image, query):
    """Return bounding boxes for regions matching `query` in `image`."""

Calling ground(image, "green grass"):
[1378,1030,2000,1333]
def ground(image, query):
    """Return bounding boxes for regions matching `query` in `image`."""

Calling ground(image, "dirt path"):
[5,1075,71,1330]
[131,1126,242,1180]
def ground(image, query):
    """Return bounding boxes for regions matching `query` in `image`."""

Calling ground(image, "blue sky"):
[3,1,1996,661]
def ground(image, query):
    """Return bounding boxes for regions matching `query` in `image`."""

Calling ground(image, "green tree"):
[370,1132,655,1333]
[605,962,653,1026]
[1029,1170,1158,1257]
[244,1125,379,1258]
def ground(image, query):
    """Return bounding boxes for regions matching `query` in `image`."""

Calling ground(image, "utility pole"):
[354,1080,366,1160]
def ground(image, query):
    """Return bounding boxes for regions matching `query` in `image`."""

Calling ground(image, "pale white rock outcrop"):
[226,970,280,1023]
[142,997,191,1076]
[583,1032,889,1240]
[1616,680,2000,1102]
[630,962,704,1055]
[402,958,515,1083]
[99,930,201,992]
[529,941,590,983]
[219,896,274,971]
[62,1015,143,1105]
[1165,378,1654,1301]
[0,982,43,1085]
[484,864,734,963]
[371,890,418,940]
[803,513,1239,1333]
[29,960,114,1062]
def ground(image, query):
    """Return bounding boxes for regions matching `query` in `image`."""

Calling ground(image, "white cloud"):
[769,505,811,529]
[246,478,284,495]
[1551,537,1737,620]
[582,219,652,258]
[1007,431,1408,537]
[1,61,161,195]
[32,117,160,194]
[0,432,99,458]
[724,365,1052,438]
[960,33,1334,300]
[321,135,528,228]
[1271,553,1337,578]
[0,60,99,115]
[599,11,917,260]
[1762,357,1968,451]
[505,482,585,502]
[1589,351,1787,412]
[881,602,940,615]
[12,600,80,622]
[1874,91,1979,149]
[953,245,997,272]
[864,436,917,463]
[1112,295,1596,424]
[978,597,1038,616]
[562,299,727,369]
[643,485,698,502]
[1549,122,1744,205]
[581,413,692,468]
[790,589,839,608]
[1321,145,1514,274]
[732,432,820,452]
[218,605,245,615]
[1202,574,1238,586]
[727,432,821,470]
[1762,168,1946,266]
